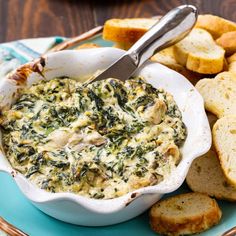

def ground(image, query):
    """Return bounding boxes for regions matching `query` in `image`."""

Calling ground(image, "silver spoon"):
[91,5,198,83]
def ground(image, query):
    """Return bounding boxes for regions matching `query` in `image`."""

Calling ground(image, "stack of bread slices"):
[101,14,236,236]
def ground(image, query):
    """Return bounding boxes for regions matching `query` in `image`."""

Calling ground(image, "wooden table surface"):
[0,0,236,43]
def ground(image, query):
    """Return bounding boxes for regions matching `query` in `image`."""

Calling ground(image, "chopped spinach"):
[0,77,187,199]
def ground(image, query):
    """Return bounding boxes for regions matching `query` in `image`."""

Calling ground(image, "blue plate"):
[0,35,235,236]
[1,172,235,236]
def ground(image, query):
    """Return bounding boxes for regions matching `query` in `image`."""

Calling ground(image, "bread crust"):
[195,14,236,39]
[150,193,222,236]
[103,18,157,44]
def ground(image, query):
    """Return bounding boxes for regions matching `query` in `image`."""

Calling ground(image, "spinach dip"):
[0,77,187,199]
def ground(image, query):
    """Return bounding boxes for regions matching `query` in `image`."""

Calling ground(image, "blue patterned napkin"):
[0,36,64,79]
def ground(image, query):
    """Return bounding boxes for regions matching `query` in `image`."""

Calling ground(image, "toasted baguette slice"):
[216,31,236,55]
[151,46,203,84]
[213,116,236,187]
[103,18,157,44]
[195,72,236,117]
[173,28,225,74]
[150,192,222,236]
[187,150,236,201]
[195,14,236,38]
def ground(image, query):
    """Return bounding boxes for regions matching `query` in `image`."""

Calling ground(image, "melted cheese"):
[0,77,187,199]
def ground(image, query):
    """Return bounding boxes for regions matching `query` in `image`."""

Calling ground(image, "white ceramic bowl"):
[0,48,211,226]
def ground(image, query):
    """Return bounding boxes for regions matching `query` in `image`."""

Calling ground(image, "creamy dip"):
[0,77,186,199]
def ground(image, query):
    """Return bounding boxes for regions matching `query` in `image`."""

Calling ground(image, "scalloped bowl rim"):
[0,48,211,215]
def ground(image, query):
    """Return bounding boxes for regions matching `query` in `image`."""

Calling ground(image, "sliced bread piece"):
[195,14,236,38]
[213,115,236,187]
[150,192,222,236]
[186,150,236,201]
[151,46,203,85]
[173,28,225,74]
[216,31,236,55]
[103,18,157,44]
[195,72,236,117]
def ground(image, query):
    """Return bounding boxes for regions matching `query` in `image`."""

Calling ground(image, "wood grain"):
[0,0,95,42]
[93,0,236,26]
[93,0,188,25]
[0,0,236,43]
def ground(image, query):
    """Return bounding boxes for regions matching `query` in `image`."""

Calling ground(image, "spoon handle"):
[92,5,198,83]
[127,5,198,67]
